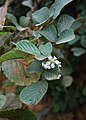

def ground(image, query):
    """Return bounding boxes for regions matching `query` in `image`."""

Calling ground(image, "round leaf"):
[20,80,48,105]
[71,47,86,57]
[57,14,75,34]
[0,51,24,63]
[61,76,73,87]
[40,25,58,42]
[16,40,40,56]
[2,60,40,86]
[81,36,86,48]
[1,93,22,111]
[0,95,6,110]
[19,16,29,27]
[32,7,51,26]
[39,42,52,56]
[61,59,72,76]
[22,0,32,8]
[26,60,43,73]
[50,0,73,19]
[44,67,60,80]
[56,29,75,44]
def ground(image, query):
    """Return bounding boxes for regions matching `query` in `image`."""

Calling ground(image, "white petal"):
[58,64,61,68]
[57,74,61,79]
[47,66,51,69]
[53,56,57,60]
[46,61,51,65]
[51,63,55,68]
[54,60,61,65]
[48,55,53,60]
[43,64,48,69]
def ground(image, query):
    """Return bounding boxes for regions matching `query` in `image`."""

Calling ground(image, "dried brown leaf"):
[0,0,9,31]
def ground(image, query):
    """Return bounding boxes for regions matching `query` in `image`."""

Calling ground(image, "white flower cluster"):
[42,55,61,79]
[42,55,61,69]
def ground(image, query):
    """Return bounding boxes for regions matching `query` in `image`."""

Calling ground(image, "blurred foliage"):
[0,0,86,119]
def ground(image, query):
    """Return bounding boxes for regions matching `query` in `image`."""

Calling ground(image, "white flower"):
[57,74,61,79]
[42,62,51,70]
[51,63,55,68]
[42,55,61,71]
[43,64,48,69]
[47,66,51,69]
[54,60,61,65]
[46,61,51,66]
[53,56,57,60]
[48,55,53,60]
[58,64,61,68]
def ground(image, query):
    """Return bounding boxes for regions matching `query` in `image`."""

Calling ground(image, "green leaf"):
[0,50,24,63]
[0,32,12,47]
[0,32,7,36]
[71,47,86,57]
[1,93,22,111]
[0,95,6,110]
[40,25,57,42]
[16,40,40,56]
[16,40,52,61]
[26,60,43,73]
[15,25,26,31]
[20,80,48,105]
[7,13,17,26]
[32,30,41,39]
[2,60,40,86]
[7,13,26,31]
[68,35,80,45]
[61,59,72,75]
[0,108,36,120]
[61,76,73,87]
[71,21,81,30]
[56,29,75,44]
[32,7,51,26]
[19,16,30,27]
[50,0,73,19]
[43,67,60,80]
[35,54,48,61]
[57,14,75,34]
[22,0,32,8]
[39,42,52,56]
[3,80,14,88]
[81,36,86,48]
